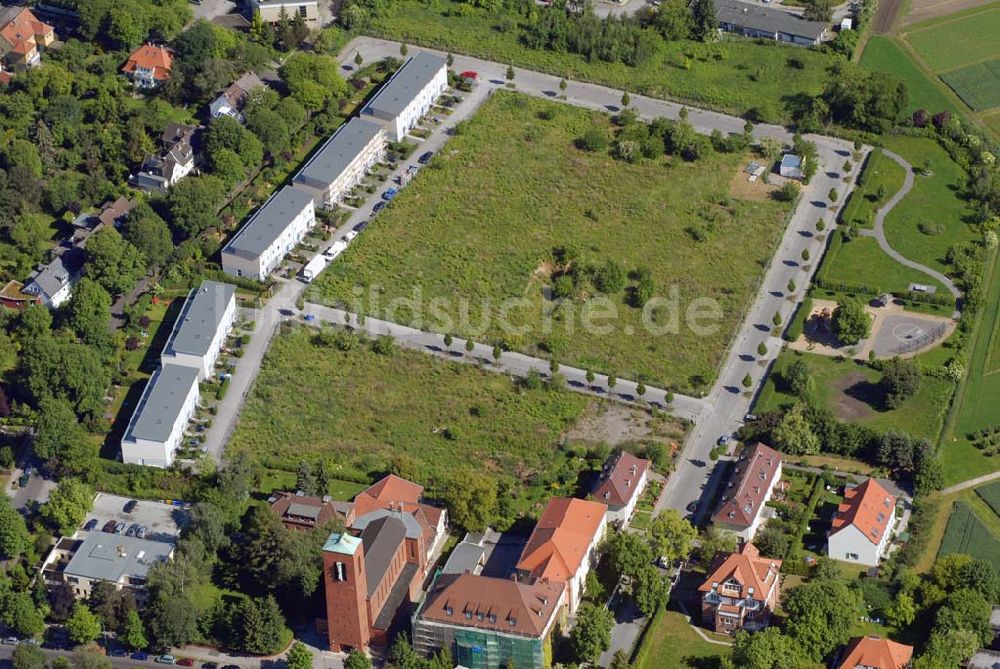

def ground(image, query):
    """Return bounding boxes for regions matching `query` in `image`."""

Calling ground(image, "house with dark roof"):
[362,51,448,141]
[21,246,85,308]
[210,72,265,122]
[712,443,782,541]
[122,43,174,89]
[515,497,606,615]
[592,450,651,526]
[269,491,354,532]
[322,475,447,652]
[133,122,198,193]
[412,573,566,669]
[714,0,828,45]
[827,479,897,566]
[97,197,137,229]
[836,635,913,669]
[0,6,54,72]
[699,542,781,634]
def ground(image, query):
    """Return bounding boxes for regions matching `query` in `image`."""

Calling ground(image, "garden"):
[308,91,793,392]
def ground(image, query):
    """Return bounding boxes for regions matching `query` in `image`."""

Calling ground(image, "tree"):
[354,51,363,67]
[85,227,146,296]
[121,205,173,270]
[773,402,820,455]
[65,278,111,345]
[506,64,515,81]
[880,356,920,409]
[70,650,111,669]
[636,382,646,397]
[1,591,45,637]
[607,373,617,390]
[11,642,46,669]
[238,595,287,654]
[957,559,1000,604]
[66,601,102,645]
[439,471,497,531]
[167,175,227,237]
[784,359,812,397]
[803,0,835,21]
[296,460,314,494]
[651,0,693,40]
[122,609,148,650]
[621,91,630,108]
[690,0,719,40]
[443,333,453,349]
[146,590,197,649]
[570,603,613,664]
[772,311,782,327]
[935,588,993,646]
[782,578,862,661]
[0,493,30,559]
[287,642,313,669]
[913,629,980,669]
[41,478,94,535]
[887,591,916,628]
[632,564,670,617]
[648,509,696,562]
[595,259,626,293]
[246,108,291,158]
[609,649,631,669]
[279,52,348,112]
[606,531,654,581]
[464,339,475,358]
[492,344,502,363]
[742,373,752,388]
[559,78,567,92]
[579,127,609,152]
[549,358,559,375]
[757,341,767,357]
[586,369,596,384]
[345,650,372,669]
[728,628,804,669]
[832,299,871,345]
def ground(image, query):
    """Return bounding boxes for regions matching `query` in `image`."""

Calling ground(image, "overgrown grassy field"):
[859,37,959,115]
[881,136,978,274]
[840,149,908,230]
[937,501,1000,574]
[228,326,684,513]
[941,60,1000,112]
[903,5,1000,73]
[817,231,947,295]
[365,0,838,123]
[985,112,1000,137]
[310,93,792,391]
[754,350,954,443]
[974,481,1000,519]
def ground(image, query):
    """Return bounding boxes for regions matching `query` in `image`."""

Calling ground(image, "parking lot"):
[85,492,189,545]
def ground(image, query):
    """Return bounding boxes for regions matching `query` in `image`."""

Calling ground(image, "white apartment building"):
[827,479,897,567]
[250,0,319,23]
[362,52,449,141]
[160,280,237,379]
[120,364,200,468]
[293,118,387,209]
[221,186,315,280]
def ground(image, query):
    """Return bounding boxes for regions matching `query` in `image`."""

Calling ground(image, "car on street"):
[126,523,140,537]
[102,520,117,533]
[717,435,731,447]
[84,518,98,531]
[353,220,368,233]
[3,637,18,644]
[177,659,195,667]
[372,201,386,214]
[201,663,218,669]
[137,525,148,539]
[221,665,240,669]
[744,413,757,422]
[382,187,399,201]
[131,652,150,661]
[418,151,434,164]
[114,522,126,534]
[344,230,358,242]
[123,499,138,513]
[110,648,127,657]
[156,654,176,664]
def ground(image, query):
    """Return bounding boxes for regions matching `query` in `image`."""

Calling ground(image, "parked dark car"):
[418,150,434,164]
[126,523,140,537]
[177,659,195,667]
[123,499,138,513]
[372,201,386,214]
[83,518,98,531]
[201,663,218,669]
[110,648,127,657]
[102,520,117,533]
[131,652,150,661]
[352,221,368,233]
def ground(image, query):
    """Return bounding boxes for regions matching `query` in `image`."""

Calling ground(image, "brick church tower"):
[322,532,370,652]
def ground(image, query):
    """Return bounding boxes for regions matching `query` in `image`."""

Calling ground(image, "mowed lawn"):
[839,148,908,230]
[817,230,947,295]
[881,136,978,275]
[368,0,838,124]
[228,326,594,511]
[634,608,728,669]
[754,350,955,443]
[904,5,1000,73]
[859,37,959,115]
[310,93,792,391]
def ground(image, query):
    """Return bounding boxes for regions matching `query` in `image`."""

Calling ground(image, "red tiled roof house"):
[0,7,54,72]
[515,497,606,615]
[827,478,897,567]
[122,43,174,89]
[711,443,782,541]
[836,635,913,669]
[698,542,781,634]
[592,450,651,527]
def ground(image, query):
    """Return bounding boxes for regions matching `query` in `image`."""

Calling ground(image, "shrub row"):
[813,277,882,296]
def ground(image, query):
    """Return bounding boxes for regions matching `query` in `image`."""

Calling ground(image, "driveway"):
[190,0,236,22]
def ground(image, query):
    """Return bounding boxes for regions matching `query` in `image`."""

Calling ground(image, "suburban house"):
[699,542,781,634]
[122,43,174,89]
[293,118,386,209]
[827,478,897,566]
[269,490,355,532]
[711,443,783,541]
[362,51,449,141]
[714,0,828,45]
[780,153,805,179]
[97,197,137,229]
[836,635,913,669]
[20,246,85,308]
[412,573,565,669]
[322,475,448,652]
[592,450,651,527]
[250,0,319,23]
[134,122,198,192]
[0,7,54,73]
[39,493,186,604]
[221,185,315,280]
[120,364,200,468]
[514,497,606,615]
[159,280,237,379]
[210,71,265,122]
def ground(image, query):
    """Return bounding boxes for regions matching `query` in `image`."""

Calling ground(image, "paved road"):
[302,303,708,422]
[860,149,961,299]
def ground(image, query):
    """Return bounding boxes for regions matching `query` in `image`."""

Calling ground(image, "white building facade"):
[160,281,237,379]
[120,364,200,468]
[222,186,316,280]
[293,119,387,209]
[362,52,448,141]
[827,479,897,567]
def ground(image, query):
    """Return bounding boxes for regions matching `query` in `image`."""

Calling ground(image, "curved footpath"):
[860,149,962,299]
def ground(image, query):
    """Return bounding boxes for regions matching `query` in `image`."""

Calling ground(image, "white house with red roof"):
[0,7,54,74]
[711,443,782,541]
[592,451,651,526]
[827,478,897,566]
[122,43,174,89]
[836,635,913,669]
[698,542,781,634]
[515,497,606,615]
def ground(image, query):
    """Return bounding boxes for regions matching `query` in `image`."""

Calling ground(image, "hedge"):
[784,295,813,341]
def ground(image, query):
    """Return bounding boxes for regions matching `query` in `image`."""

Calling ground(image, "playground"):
[788,298,954,360]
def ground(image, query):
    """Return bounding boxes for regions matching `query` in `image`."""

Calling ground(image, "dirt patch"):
[901,0,998,26]
[532,259,554,282]
[829,372,879,421]
[566,401,686,446]
[729,161,780,201]
[873,0,903,33]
